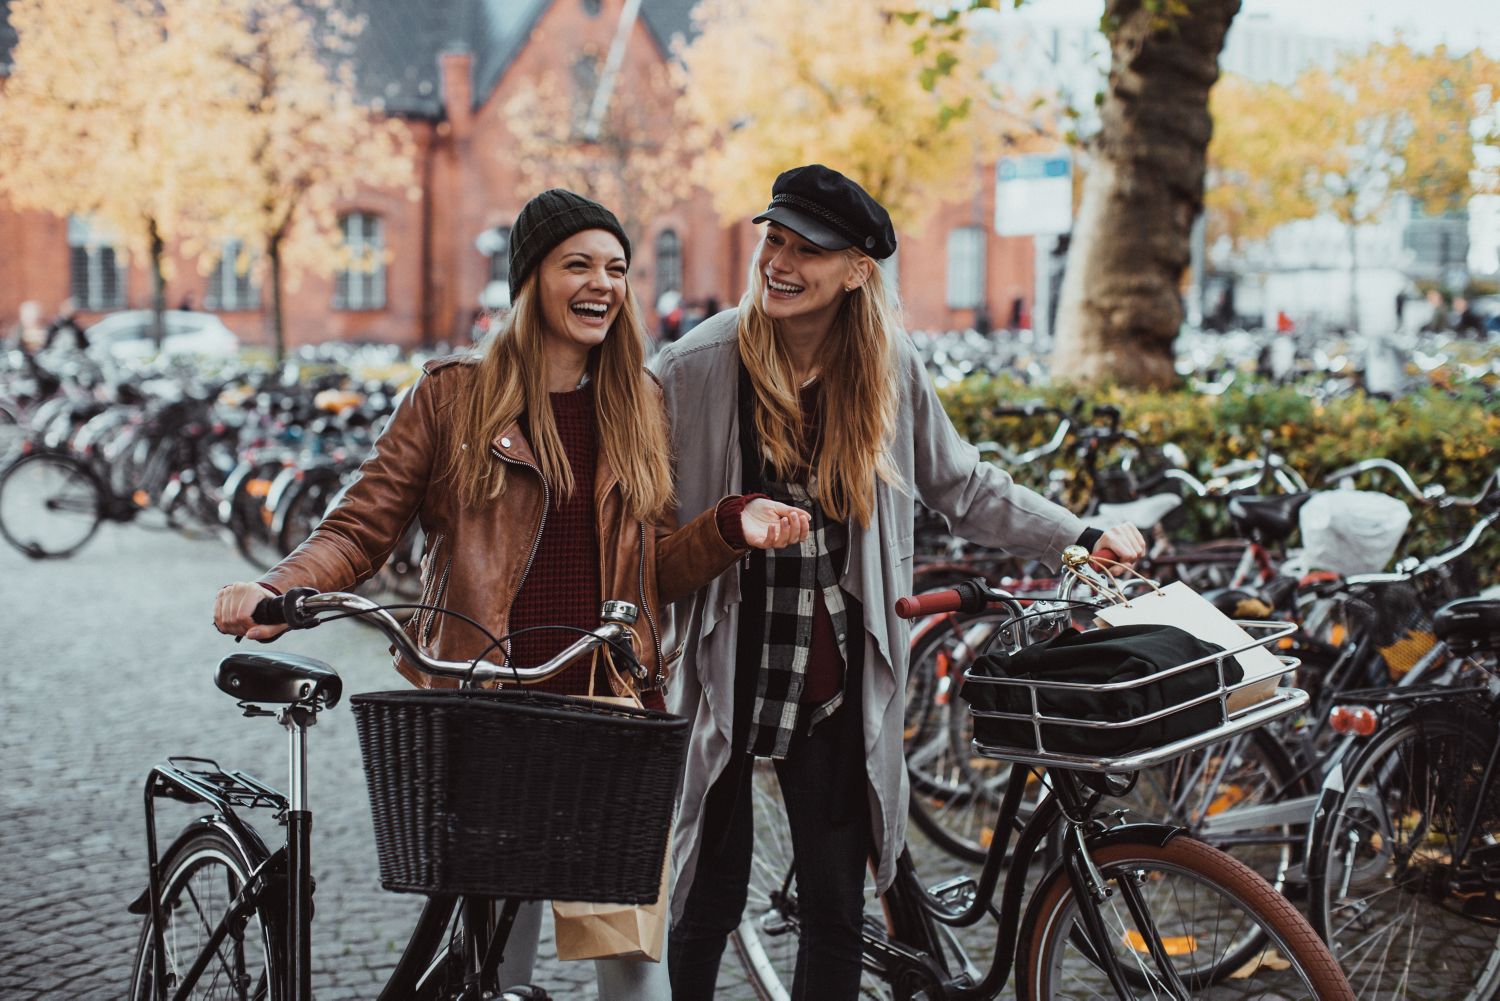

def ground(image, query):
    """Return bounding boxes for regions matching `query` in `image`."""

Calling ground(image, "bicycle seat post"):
[281,704,316,1001]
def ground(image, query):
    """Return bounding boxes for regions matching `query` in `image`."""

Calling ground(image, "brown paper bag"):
[550,647,670,962]
[551,834,669,961]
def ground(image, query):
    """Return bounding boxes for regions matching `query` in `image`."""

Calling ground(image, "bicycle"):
[732,550,1355,999]
[127,589,684,1001]
[1304,594,1500,999]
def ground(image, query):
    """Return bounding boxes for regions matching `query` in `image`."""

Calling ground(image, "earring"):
[845,284,856,292]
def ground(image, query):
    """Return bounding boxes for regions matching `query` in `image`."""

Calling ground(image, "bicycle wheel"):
[1310,707,1500,1000]
[128,829,276,1001]
[1019,836,1353,1000]
[0,451,104,558]
[730,760,895,1000]
[0,403,23,465]
[1119,728,1308,892]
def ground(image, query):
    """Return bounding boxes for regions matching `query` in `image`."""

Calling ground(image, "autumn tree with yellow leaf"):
[0,0,413,360]
[0,0,225,343]
[672,0,1053,236]
[1209,42,1500,327]
[184,0,414,360]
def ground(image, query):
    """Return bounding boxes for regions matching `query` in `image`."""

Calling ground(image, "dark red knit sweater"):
[508,385,604,698]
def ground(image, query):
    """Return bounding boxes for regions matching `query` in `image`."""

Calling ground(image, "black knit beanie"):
[508,189,632,300]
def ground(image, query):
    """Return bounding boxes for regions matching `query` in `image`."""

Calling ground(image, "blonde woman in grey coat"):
[653,164,1144,1000]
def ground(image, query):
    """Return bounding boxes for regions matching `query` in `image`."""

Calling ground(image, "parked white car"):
[87,310,241,361]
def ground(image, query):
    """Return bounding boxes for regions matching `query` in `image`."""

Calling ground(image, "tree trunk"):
[268,235,286,364]
[148,218,166,347]
[1050,0,1241,388]
[1346,221,1360,332]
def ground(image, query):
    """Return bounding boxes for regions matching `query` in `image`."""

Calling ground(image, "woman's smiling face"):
[537,229,629,355]
[756,222,864,327]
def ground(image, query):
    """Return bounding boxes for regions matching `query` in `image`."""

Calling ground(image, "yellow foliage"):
[672,0,1057,232]
[503,60,693,236]
[1207,41,1500,246]
[0,0,414,296]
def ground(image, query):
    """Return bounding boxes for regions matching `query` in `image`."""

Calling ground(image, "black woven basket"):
[349,688,689,903]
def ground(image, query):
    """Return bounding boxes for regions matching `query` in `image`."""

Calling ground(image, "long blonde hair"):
[738,249,903,527]
[447,276,673,521]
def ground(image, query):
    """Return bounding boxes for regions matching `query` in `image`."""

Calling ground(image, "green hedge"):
[937,375,1500,587]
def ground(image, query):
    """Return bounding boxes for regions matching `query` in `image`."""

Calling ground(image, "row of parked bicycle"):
[896,421,1500,997]
[6,342,1500,998]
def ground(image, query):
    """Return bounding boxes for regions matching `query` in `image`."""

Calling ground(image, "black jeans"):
[668,699,871,1000]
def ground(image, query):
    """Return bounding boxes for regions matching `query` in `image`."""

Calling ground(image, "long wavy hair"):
[738,248,903,527]
[447,275,673,521]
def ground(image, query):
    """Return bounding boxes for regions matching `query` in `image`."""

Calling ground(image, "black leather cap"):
[509,189,632,299]
[752,164,897,260]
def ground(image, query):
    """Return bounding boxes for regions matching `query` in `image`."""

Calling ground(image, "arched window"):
[335,212,386,310]
[655,229,682,300]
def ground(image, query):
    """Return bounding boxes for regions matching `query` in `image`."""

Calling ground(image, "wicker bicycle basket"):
[349,688,689,903]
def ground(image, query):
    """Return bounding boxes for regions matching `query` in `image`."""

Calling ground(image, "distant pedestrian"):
[45,298,88,353]
[1453,297,1484,338]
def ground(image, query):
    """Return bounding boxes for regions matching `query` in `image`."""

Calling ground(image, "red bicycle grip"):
[1092,547,1119,565]
[894,590,962,619]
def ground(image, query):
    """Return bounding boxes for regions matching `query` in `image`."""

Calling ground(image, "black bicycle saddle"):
[216,651,343,708]
[1434,598,1500,654]
[1227,492,1312,542]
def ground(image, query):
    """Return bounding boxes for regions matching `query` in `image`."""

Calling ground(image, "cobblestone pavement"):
[0,519,1366,1000]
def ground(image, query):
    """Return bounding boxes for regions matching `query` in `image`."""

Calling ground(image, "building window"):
[67,216,127,310]
[946,226,986,310]
[205,240,260,311]
[335,212,386,311]
[582,0,602,15]
[654,229,682,300]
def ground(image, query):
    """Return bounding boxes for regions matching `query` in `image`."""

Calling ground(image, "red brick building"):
[0,0,1037,348]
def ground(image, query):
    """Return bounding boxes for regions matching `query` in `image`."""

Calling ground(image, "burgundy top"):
[508,384,605,698]
[794,381,845,705]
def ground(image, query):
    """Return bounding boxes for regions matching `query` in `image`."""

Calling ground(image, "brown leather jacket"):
[259,356,740,692]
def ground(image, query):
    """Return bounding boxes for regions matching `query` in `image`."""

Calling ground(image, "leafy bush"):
[938,374,1500,586]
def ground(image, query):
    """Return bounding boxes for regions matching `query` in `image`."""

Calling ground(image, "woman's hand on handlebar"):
[741,498,812,549]
[214,582,288,642]
[1093,523,1146,565]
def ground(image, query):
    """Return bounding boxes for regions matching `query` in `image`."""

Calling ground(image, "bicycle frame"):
[861,766,1186,999]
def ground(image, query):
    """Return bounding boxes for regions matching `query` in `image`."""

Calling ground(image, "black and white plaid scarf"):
[737,364,851,759]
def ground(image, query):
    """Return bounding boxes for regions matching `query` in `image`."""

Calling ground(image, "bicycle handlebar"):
[251,588,645,685]
[893,548,1120,621]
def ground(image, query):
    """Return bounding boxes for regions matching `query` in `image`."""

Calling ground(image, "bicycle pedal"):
[758,910,796,936]
[927,875,978,910]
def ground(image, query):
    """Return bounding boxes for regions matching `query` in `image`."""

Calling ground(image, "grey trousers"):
[496,900,670,1000]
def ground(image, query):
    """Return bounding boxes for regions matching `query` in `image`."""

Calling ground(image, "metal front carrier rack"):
[966,619,1308,772]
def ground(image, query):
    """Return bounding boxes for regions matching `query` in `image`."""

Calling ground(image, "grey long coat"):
[652,311,1085,917]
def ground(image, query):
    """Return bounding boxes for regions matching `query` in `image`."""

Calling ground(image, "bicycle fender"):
[1083,822,1184,851]
[128,814,274,915]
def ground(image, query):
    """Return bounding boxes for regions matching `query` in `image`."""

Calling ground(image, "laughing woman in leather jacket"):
[213,189,809,999]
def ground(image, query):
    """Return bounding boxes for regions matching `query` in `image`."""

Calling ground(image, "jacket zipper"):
[493,445,550,663]
[419,532,450,646]
[637,520,664,687]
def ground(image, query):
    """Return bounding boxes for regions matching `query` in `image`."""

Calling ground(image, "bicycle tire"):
[1308,706,1500,1001]
[0,451,104,558]
[127,828,277,1001]
[1119,727,1308,892]
[1018,836,1353,1000]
